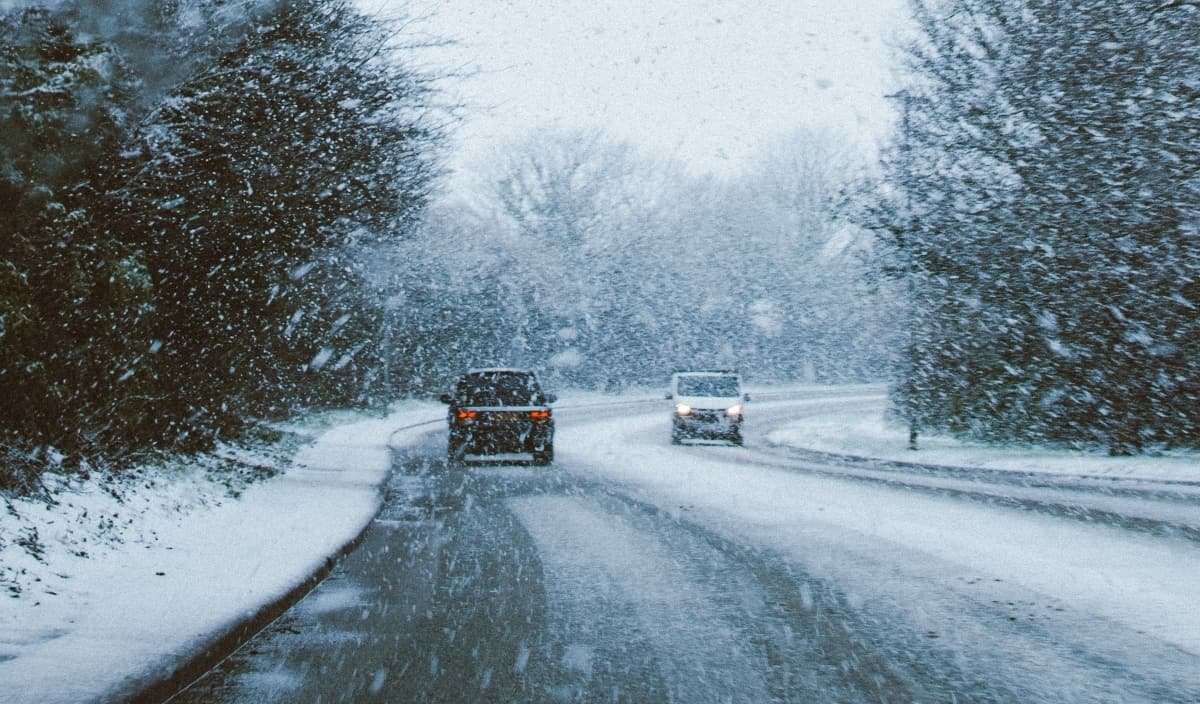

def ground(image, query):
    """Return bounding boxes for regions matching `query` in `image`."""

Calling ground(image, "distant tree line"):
[1,0,441,490]
[379,128,900,395]
[870,0,1199,453]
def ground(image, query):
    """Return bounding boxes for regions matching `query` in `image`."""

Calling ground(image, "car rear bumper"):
[449,410,554,454]
[454,429,553,454]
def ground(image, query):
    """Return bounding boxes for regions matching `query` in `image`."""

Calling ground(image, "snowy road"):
[169,392,1200,703]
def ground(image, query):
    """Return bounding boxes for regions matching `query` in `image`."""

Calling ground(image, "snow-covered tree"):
[875,0,1200,452]
[113,0,441,444]
[423,130,676,389]
[401,127,896,393]
[713,130,899,383]
[0,7,154,483]
[1,0,444,489]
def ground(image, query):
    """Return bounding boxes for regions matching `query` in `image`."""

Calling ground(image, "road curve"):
[167,390,1200,703]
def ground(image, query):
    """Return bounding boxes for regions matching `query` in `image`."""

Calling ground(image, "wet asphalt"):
[169,438,940,703]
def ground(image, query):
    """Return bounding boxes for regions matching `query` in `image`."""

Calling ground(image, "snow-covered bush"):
[1,0,444,489]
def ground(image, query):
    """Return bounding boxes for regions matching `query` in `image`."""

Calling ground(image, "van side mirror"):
[439,393,453,404]
[664,392,673,400]
[743,393,751,402]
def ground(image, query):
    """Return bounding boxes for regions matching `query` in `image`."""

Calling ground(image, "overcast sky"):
[366,0,909,189]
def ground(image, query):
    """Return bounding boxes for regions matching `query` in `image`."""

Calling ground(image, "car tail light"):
[529,410,550,420]
[456,410,477,419]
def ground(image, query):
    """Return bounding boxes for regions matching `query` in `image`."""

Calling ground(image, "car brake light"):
[456,410,477,419]
[530,410,550,419]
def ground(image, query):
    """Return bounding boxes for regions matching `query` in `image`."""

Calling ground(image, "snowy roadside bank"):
[765,393,1200,484]
[0,402,442,704]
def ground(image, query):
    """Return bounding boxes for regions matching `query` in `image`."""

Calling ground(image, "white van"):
[666,370,748,445]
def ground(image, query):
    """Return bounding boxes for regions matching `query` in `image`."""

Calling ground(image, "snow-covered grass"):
[0,401,442,704]
[1,443,281,601]
[762,390,1200,483]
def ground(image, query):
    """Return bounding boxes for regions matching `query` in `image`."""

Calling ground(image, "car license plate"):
[484,412,525,422]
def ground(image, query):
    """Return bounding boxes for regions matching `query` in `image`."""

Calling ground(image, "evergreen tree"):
[0,7,152,484]
[875,0,1199,452]
[114,0,440,445]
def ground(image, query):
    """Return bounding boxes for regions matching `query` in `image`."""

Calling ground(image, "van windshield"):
[676,376,740,397]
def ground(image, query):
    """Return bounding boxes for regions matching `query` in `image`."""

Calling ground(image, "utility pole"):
[886,89,921,451]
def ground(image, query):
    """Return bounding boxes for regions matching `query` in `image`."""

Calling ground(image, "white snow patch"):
[0,402,442,703]
[766,393,1200,483]
[549,348,584,369]
[510,494,772,702]
[308,346,334,371]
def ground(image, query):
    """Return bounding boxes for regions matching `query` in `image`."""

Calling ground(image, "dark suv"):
[439,368,557,465]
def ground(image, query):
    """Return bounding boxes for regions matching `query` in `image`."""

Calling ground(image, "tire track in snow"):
[509,494,773,704]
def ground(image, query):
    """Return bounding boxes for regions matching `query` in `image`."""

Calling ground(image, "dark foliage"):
[112,0,438,445]
[873,0,1200,452]
[0,8,154,467]
[1,0,441,490]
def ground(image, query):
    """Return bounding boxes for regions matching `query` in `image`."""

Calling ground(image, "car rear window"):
[676,375,740,397]
[456,372,544,406]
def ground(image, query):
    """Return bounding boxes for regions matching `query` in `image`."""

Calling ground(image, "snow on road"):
[555,402,1200,700]
[510,494,772,703]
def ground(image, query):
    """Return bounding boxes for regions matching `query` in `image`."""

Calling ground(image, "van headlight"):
[726,404,743,418]
[675,403,692,416]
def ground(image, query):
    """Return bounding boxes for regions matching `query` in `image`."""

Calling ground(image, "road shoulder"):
[0,403,440,704]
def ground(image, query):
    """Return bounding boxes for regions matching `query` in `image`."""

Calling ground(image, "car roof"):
[464,367,535,375]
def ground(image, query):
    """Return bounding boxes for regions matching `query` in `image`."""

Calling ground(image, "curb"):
[120,490,384,704]
[116,405,635,701]
[124,416,447,703]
